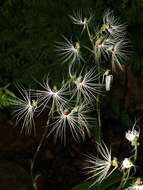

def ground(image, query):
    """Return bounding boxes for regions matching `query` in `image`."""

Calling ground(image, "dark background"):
[0,0,143,190]
[0,0,143,87]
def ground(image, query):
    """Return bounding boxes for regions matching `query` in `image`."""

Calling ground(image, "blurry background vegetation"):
[0,0,143,125]
[0,0,143,86]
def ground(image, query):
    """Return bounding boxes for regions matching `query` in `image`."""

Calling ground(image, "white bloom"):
[103,9,126,38]
[125,129,139,143]
[69,9,94,29]
[73,67,104,103]
[11,86,37,135]
[102,70,113,91]
[55,36,82,64]
[125,119,140,146]
[48,102,93,145]
[121,158,134,170]
[84,142,118,187]
[35,77,69,110]
[105,75,113,91]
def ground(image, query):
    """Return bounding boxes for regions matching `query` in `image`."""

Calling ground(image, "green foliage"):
[0,0,71,86]
[0,84,16,108]
[121,110,133,129]
[71,171,122,190]
[0,0,143,87]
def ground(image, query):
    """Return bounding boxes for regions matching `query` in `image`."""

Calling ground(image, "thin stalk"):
[86,24,102,144]
[96,59,101,144]
[31,100,55,188]
[133,144,138,161]
[117,171,127,190]
[122,168,131,188]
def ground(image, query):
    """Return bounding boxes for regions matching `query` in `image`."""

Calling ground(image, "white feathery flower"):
[36,77,69,110]
[103,9,126,38]
[73,67,104,102]
[48,102,93,145]
[11,86,38,135]
[69,9,94,29]
[107,39,128,71]
[55,36,82,64]
[84,142,118,187]
[121,158,134,170]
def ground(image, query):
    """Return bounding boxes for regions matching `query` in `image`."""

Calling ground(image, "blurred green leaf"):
[71,171,122,190]
[0,84,16,108]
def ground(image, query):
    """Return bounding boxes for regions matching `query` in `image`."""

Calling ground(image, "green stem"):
[86,24,102,144]
[134,144,138,161]
[86,25,94,47]
[122,168,131,188]
[118,167,132,190]
[117,171,127,190]
[96,54,101,144]
[117,144,138,190]
[96,95,101,143]
[31,101,55,187]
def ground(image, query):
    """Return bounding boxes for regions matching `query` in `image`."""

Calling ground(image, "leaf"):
[0,85,16,108]
[71,171,122,190]
[71,182,92,190]
[121,110,133,129]
[97,171,122,190]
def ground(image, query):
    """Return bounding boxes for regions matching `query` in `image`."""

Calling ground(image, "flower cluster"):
[55,9,129,72]
[11,68,100,142]
[84,119,141,188]
[9,8,136,190]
